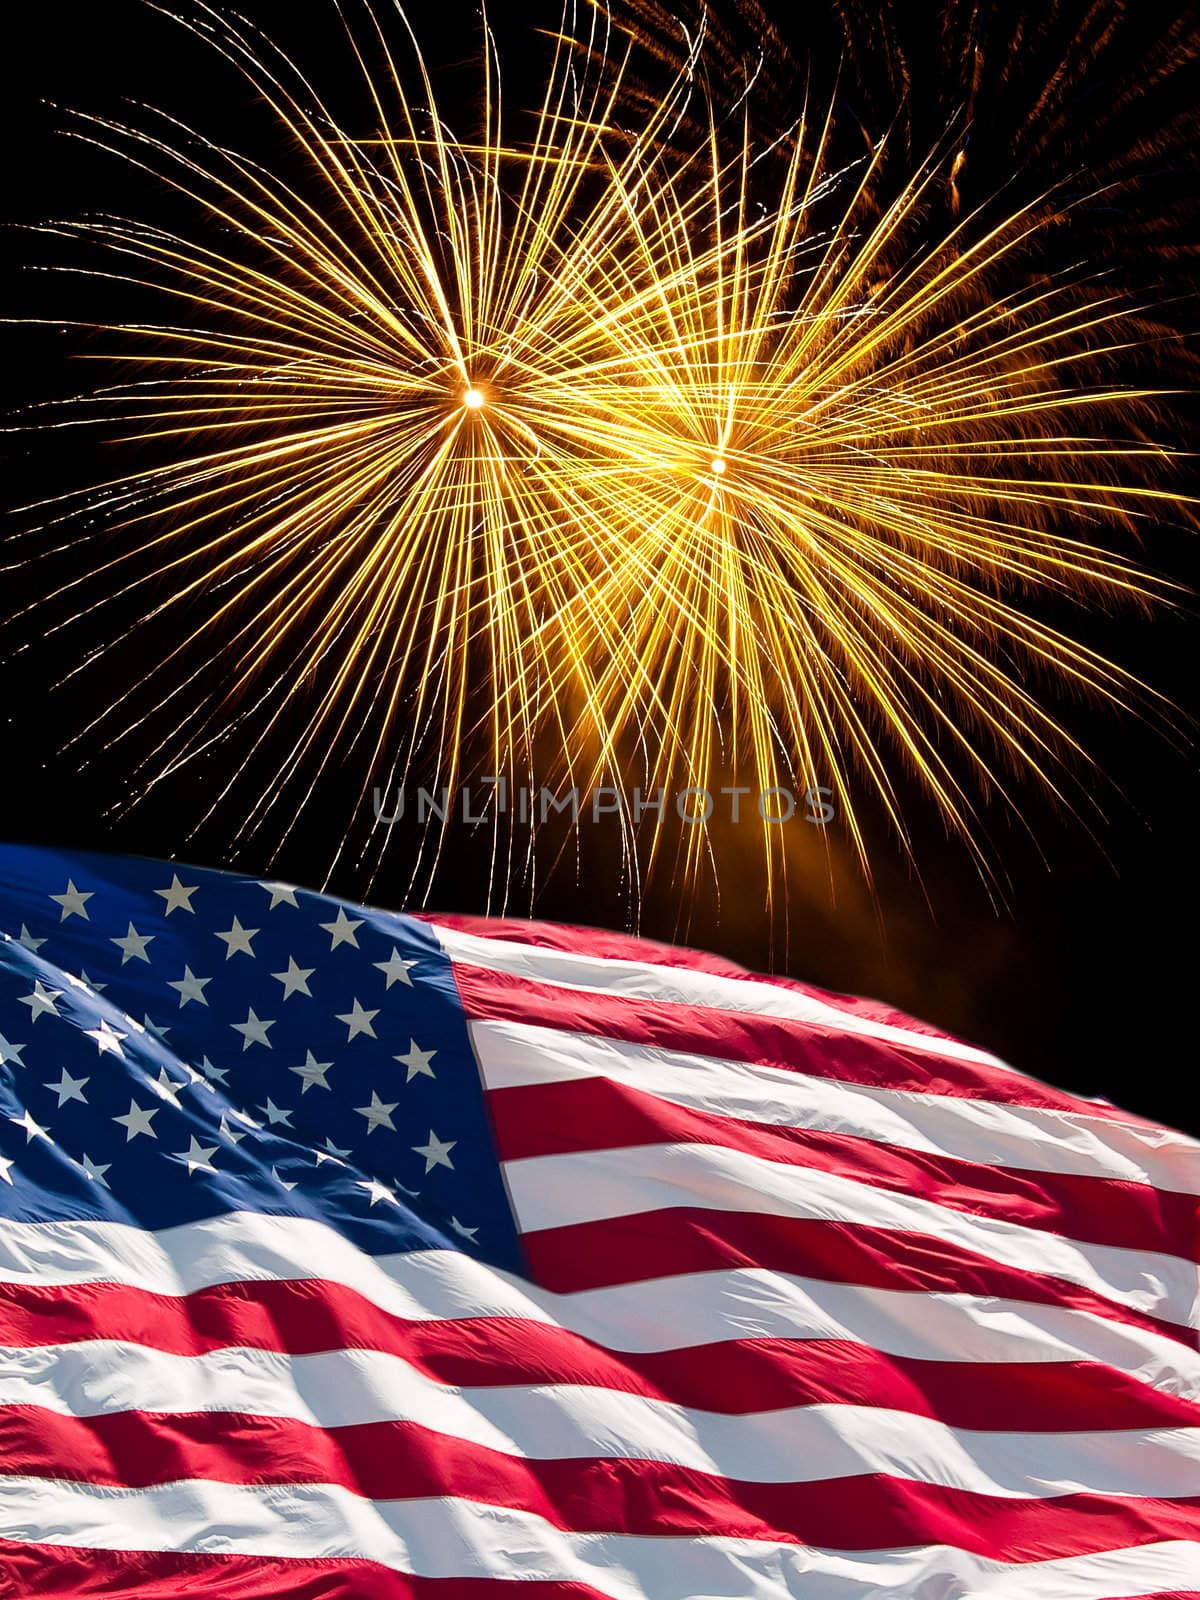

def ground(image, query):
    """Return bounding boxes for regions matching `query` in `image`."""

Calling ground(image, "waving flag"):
[0,844,1197,1598]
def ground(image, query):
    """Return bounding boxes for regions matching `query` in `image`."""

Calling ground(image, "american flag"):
[0,843,1197,1598]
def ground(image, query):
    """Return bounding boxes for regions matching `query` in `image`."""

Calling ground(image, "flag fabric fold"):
[0,844,1197,1597]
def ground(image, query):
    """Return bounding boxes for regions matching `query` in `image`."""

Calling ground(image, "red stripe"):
[435,911,1173,1135]
[0,1543,607,1600]
[8,1546,1200,1600]
[488,1077,1200,1263]
[521,1208,1200,1347]
[427,913,990,1053]
[452,962,1161,1127]
[2,1278,1195,1431]
[3,1406,1198,1564]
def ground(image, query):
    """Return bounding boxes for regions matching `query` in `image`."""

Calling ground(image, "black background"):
[2,0,1197,1133]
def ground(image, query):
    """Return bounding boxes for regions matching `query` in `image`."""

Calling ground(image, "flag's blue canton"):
[0,845,523,1272]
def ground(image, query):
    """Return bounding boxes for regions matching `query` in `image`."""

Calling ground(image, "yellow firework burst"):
[7,0,1191,901]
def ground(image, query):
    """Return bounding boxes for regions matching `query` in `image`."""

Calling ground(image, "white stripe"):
[1,1210,1197,1397]
[8,1339,1199,1499]
[504,1141,1200,1329]
[2,1478,1199,1598]
[432,922,1012,1071]
[562,1265,1200,1392]
[474,1017,1200,1196]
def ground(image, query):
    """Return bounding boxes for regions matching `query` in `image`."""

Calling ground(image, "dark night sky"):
[1,0,1197,1135]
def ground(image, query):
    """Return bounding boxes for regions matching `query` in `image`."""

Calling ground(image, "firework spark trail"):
[3,0,1192,905]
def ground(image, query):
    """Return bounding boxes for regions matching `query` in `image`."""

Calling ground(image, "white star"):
[355,1090,398,1133]
[231,1007,275,1050]
[148,1068,184,1107]
[260,881,299,908]
[78,1153,111,1187]
[198,1055,229,1086]
[272,957,314,1000]
[155,874,198,916]
[85,1020,126,1059]
[357,1176,400,1207]
[395,1040,437,1082]
[315,1137,351,1166]
[272,1164,298,1192]
[111,922,154,965]
[0,1033,26,1067]
[113,1100,159,1142]
[320,908,362,950]
[448,1216,479,1241]
[179,1061,211,1090]
[413,1129,456,1173]
[67,969,106,995]
[337,998,379,1041]
[16,925,45,953]
[374,947,417,988]
[50,880,93,921]
[215,917,259,959]
[291,1051,333,1093]
[142,1015,171,1042]
[0,1153,13,1185]
[18,981,61,1023]
[175,1135,219,1176]
[168,966,211,1008]
[229,1105,264,1131]
[218,1113,245,1145]
[10,1108,50,1143]
[46,1068,89,1106]
[259,1097,293,1127]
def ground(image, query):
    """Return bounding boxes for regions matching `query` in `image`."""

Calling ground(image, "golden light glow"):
[15,1,1189,900]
